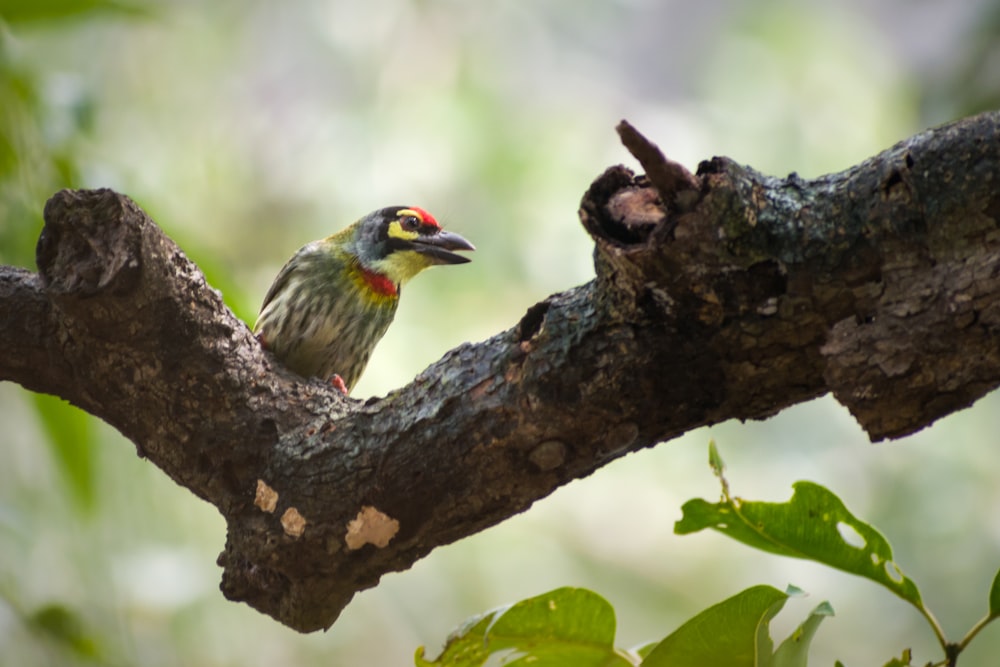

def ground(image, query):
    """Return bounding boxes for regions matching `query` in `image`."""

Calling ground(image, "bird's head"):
[348,206,475,285]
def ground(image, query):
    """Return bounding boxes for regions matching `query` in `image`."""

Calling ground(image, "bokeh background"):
[2,0,1000,665]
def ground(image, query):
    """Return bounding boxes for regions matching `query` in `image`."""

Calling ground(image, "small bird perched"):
[254,206,474,393]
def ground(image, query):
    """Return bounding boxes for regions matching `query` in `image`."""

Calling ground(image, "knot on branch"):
[37,189,144,296]
[578,122,701,254]
[579,165,663,248]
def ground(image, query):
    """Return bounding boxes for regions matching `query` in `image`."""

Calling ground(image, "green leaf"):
[771,601,834,667]
[641,585,788,667]
[32,394,96,512]
[415,587,635,667]
[989,567,1000,618]
[675,481,923,608]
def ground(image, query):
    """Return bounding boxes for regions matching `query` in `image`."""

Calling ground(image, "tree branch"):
[2,111,999,632]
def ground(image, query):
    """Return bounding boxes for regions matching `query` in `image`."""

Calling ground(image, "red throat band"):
[359,266,398,297]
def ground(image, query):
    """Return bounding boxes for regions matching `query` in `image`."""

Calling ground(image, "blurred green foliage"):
[1,1,999,666]
[930,1,1000,119]
[30,394,95,512]
[0,30,78,267]
[0,0,146,25]
[27,603,103,663]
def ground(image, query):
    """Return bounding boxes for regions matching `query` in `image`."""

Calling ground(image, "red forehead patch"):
[408,206,439,229]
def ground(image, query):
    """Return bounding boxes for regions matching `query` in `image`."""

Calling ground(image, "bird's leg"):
[329,374,349,395]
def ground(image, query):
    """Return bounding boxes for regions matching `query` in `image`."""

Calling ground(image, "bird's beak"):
[411,230,476,265]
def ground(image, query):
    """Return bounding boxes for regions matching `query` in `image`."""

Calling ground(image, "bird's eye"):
[401,215,421,231]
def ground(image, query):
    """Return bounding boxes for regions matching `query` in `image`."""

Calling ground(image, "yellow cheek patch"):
[386,220,419,241]
[369,250,436,285]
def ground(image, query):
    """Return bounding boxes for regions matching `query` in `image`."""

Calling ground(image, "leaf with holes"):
[675,480,923,609]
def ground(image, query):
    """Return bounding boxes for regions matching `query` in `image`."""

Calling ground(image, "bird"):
[254,206,474,393]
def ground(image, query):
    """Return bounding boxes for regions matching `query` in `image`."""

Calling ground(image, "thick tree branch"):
[2,112,999,632]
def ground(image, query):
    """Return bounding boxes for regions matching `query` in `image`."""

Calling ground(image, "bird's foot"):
[329,374,349,395]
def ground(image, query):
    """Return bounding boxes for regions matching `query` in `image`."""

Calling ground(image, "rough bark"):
[2,111,999,632]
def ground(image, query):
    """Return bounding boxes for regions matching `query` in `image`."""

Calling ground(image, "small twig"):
[616,120,700,210]
[957,612,995,654]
